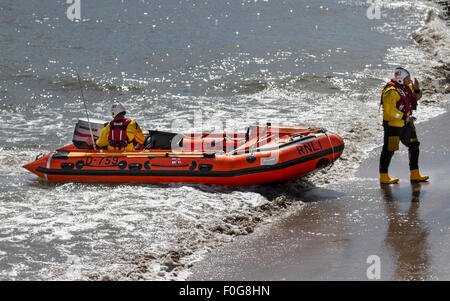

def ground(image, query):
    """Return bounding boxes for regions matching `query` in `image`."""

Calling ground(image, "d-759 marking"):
[85,156,120,167]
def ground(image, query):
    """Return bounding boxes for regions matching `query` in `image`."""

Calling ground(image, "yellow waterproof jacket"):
[381,83,422,127]
[96,119,145,151]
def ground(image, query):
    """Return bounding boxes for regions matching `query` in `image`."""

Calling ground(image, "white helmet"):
[394,67,411,85]
[111,103,126,118]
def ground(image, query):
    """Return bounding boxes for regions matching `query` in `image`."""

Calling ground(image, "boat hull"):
[23,127,345,186]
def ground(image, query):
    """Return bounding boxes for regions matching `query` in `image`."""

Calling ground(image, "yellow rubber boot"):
[410,169,429,182]
[380,173,399,184]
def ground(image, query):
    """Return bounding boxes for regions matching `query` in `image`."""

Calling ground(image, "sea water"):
[0,0,448,280]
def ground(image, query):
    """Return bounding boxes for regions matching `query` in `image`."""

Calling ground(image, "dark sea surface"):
[0,0,448,279]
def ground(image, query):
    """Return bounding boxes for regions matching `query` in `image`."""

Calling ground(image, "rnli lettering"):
[296,141,322,156]
[85,156,120,167]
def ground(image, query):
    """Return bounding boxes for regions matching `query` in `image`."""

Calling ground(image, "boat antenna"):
[76,71,97,150]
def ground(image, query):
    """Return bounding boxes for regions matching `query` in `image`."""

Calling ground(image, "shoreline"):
[188,105,450,281]
[1,0,448,281]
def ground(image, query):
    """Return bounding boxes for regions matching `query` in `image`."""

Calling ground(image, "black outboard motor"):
[72,118,107,149]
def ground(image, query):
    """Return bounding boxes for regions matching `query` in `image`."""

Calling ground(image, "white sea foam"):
[1,0,448,281]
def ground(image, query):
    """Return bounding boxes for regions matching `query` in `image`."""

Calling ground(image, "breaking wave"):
[1,0,449,281]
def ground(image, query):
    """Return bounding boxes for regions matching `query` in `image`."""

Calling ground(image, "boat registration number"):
[85,157,120,167]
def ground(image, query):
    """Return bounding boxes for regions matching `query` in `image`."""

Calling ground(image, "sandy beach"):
[189,107,450,281]
[1,0,448,280]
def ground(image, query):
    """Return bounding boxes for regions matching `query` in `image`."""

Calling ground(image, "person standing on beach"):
[379,67,429,184]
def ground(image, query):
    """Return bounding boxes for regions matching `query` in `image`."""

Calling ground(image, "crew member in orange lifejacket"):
[379,67,429,184]
[96,103,145,151]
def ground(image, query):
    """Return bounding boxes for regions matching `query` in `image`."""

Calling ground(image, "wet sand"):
[189,109,450,281]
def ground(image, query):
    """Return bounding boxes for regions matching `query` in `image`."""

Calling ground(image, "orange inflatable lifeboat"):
[23,122,344,186]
